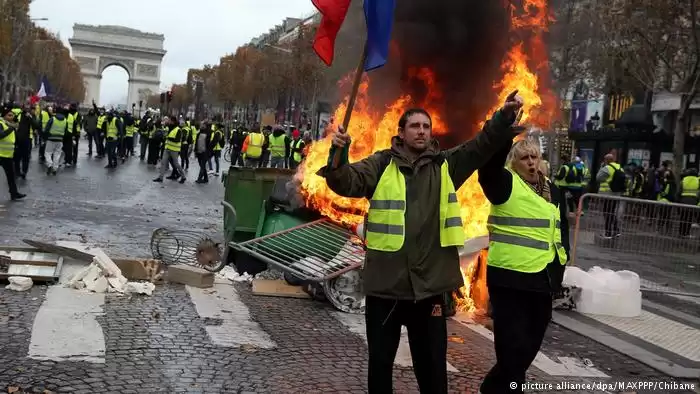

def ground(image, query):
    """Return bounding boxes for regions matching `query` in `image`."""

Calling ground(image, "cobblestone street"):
[0,147,698,393]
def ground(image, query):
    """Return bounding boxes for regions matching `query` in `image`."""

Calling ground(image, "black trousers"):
[13,139,31,176]
[62,134,73,165]
[86,131,94,155]
[39,139,46,161]
[602,198,619,236]
[95,133,105,157]
[212,150,220,173]
[366,295,447,394]
[1,157,19,197]
[567,188,583,214]
[480,286,552,394]
[196,153,209,182]
[140,136,149,160]
[180,144,190,169]
[125,136,134,156]
[148,140,161,165]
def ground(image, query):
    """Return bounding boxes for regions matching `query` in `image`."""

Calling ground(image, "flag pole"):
[331,42,368,169]
[342,42,368,131]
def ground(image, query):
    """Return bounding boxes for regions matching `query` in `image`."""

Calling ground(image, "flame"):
[296,0,554,316]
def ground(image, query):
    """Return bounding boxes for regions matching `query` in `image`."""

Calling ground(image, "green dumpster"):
[222,166,295,243]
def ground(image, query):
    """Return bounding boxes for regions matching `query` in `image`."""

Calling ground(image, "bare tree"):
[589,0,700,179]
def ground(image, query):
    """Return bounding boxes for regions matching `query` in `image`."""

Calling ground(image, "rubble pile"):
[66,249,156,296]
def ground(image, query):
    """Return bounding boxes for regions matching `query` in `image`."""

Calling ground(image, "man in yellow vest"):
[243,126,265,168]
[596,153,624,238]
[0,106,26,200]
[288,129,305,170]
[124,113,137,158]
[42,107,70,175]
[679,168,699,236]
[321,92,523,393]
[209,122,224,175]
[38,106,51,163]
[268,126,288,168]
[65,104,82,167]
[153,116,186,184]
[101,111,122,169]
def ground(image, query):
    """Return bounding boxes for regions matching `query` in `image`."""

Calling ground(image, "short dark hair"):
[398,108,431,130]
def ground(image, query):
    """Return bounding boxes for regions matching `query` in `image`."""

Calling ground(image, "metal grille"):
[230,219,365,282]
[150,228,224,272]
[571,193,700,297]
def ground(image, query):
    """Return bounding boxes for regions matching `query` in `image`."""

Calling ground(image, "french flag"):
[312,0,396,71]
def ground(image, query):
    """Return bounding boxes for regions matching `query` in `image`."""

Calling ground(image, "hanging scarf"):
[521,170,552,203]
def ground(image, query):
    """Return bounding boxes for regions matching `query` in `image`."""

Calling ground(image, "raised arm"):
[445,110,517,188]
[477,143,514,205]
[318,149,387,199]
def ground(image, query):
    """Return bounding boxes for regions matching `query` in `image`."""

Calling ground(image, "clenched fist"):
[332,125,351,148]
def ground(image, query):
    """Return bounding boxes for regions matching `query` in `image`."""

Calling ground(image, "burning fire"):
[296,0,555,315]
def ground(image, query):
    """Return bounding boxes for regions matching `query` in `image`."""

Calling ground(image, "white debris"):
[217,266,253,283]
[6,276,33,291]
[65,260,154,296]
[124,282,155,295]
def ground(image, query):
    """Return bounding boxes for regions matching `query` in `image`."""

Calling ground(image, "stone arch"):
[69,24,166,110]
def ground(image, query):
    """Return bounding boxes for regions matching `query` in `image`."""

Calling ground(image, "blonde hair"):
[506,138,542,168]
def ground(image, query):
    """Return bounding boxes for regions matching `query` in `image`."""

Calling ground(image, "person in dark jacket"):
[195,121,212,184]
[477,138,569,394]
[13,104,34,179]
[147,119,164,166]
[83,109,98,156]
[321,91,524,394]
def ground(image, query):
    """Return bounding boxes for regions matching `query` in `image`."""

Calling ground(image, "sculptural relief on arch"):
[69,24,166,110]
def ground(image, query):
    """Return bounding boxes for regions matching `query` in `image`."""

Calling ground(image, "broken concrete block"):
[6,276,33,291]
[91,249,124,279]
[107,276,127,293]
[167,264,214,288]
[85,276,109,293]
[81,264,102,284]
[124,282,155,296]
[114,259,163,282]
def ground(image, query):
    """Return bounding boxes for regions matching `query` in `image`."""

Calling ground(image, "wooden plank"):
[252,279,310,299]
[23,240,96,262]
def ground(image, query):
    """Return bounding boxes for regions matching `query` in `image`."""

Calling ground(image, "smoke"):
[340,0,512,147]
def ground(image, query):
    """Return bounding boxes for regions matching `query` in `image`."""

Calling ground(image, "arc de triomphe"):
[68,24,166,108]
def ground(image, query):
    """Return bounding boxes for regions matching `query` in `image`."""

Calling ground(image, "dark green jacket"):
[321,110,517,300]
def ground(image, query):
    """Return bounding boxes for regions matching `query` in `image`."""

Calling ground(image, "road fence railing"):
[570,193,700,297]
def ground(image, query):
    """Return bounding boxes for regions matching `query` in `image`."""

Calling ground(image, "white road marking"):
[186,280,276,349]
[453,314,609,378]
[333,312,459,372]
[28,286,106,363]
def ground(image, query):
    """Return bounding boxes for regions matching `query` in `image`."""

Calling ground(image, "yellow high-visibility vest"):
[269,134,286,158]
[681,176,700,198]
[106,118,119,139]
[165,127,182,152]
[599,162,621,193]
[47,117,67,141]
[0,120,16,159]
[365,159,465,252]
[246,132,264,158]
[487,168,568,272]
[292,139,304,162]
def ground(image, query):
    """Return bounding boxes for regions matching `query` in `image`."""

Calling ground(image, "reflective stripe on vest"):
[126,125,136,137]
[292,139,303,162]
[599,162,621,192]
[0,121,15,158]
[48,117,67,140]
[365,159,465,252]
[487,168,567,273]
[165,127,182,152]
[681,176,700,197]
[246,132,264,158]
[269,134,286,157]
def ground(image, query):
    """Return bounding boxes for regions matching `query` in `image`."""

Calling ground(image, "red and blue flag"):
[312,0,396,71]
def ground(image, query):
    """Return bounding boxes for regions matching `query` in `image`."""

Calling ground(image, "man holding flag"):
[311,1,524,391]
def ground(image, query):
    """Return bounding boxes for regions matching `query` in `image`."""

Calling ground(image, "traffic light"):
[159,93,165,104]
[166,91,173,103]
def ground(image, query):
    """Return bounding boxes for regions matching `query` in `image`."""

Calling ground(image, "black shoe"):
[20,173,26,180]
[179,177,186,184]
[11,193,26,201]
[153,177,163,182]
[51,168,57,175]
[195,179,204,184]
[46,167,51,175]
[166,175,178,180]
[104,164,112,169]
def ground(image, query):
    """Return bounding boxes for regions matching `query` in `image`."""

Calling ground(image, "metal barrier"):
[571,193,700,297]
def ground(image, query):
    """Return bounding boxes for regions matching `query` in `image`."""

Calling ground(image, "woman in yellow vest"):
[477,138,569,394]
[322,92,523,394]
[679,168,699,236]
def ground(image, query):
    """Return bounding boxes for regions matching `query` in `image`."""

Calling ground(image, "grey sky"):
[29,0,315,105]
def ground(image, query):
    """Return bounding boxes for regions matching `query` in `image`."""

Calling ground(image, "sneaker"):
[11,193,26,201]
[153,177,163,183]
